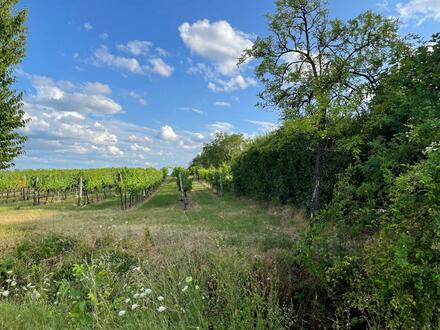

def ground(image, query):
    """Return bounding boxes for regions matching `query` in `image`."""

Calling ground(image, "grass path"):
[0,179,305,329]
[0,179,305,257]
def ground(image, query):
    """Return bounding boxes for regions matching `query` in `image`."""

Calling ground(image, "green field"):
[0,179,305,329]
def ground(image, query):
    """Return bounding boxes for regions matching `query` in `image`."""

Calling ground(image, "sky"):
[12,0,440,169]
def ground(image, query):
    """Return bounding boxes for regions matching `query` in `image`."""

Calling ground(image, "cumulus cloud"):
[83,23,93,31]
[28,75,122,115]
[159,125,179,141]
[93,46,144,74]
[99,32,109,39]
[179,19,256,92]
[148,58,174,77]
[92,45,173,77]
[116,40,153,56]
[179,19,252,75]
[128,91,147,106]
[208,75,256,92]
[396,0,440,25]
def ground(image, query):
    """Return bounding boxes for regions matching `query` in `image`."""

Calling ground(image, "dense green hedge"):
[229,36,440,328]
[232,118,354,209]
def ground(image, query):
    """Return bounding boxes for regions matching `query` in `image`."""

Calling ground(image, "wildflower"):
[182,286,188,292]
[185,276,193,283]
[132,266,141,272]
[157,296,164,301]
[133,293,140,299]
[6,271,12,275]
[195,285,199,290]
[118,310,126,317]
[6,279,11,284]
[157,306,166,312]
[144,288,152,294]
[131,304,139,310]
[1,290,10,297]
[32,290,41,300]
[140,292,146,298]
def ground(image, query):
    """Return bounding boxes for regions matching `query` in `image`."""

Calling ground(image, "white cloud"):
[83,23,93,31]
[128,91,147,106]
[245,120,279,132]
[208,75,256,92]
[92,46,173,77]
[179,19,253,75]
[108,145,124,157]
[156,47,169,57]
[93,46,144,74]
[396,0,440,25]
[159,125,179,141]
[130,143,151,153]
[28,75,122,115]
[116,40,153,56]
[206,121,233,133]
[148,58,174,77]
[214,101,231,107]
[99,32,109,39]
[180,107,205,115]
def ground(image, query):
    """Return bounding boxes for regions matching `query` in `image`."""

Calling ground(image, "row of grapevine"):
[171,167,192,210]
[0,167,167,209]
[193,165,232,197]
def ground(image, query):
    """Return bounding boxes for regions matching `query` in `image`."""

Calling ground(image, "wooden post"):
[33,176,39,206]
[118,173,124,210]
[78,176,83,206]
[179,172,188,210]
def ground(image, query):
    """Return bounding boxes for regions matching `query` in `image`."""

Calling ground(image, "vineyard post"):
[33,176,39,206]
[118,172,124,210]
[78,176,83,206]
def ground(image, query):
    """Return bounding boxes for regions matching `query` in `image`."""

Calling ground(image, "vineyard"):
[0,167,167,209]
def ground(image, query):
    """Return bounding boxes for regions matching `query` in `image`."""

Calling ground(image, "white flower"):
[118,310,126,317]
[195,285,199,290]
[144,288,152,294]
[157,296,164,301]
[157,306,166,312]
[6,271,12,275]
[1,290,10,297]
[125,298,131,303]
[133,293,140,299]
[32,290,41,300]
[140,292,146,298]
[182,286,188,292]
[185,276,193,283]
[11,281,16,287]
[131,304,139,310]
[5,279,11,284]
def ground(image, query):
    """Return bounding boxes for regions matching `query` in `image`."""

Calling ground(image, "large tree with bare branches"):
[241,0,407,217]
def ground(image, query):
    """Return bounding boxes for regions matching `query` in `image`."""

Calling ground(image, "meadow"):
[0,179,305,329]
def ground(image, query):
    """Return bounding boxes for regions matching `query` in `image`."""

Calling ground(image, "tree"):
[0,0,28,170]
[241,0,407,217]
[191,132,246,168]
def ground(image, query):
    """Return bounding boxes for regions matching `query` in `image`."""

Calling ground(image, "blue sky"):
[13,0,440,169]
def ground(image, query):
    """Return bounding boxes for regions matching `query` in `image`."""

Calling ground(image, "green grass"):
[0,179,305,329]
